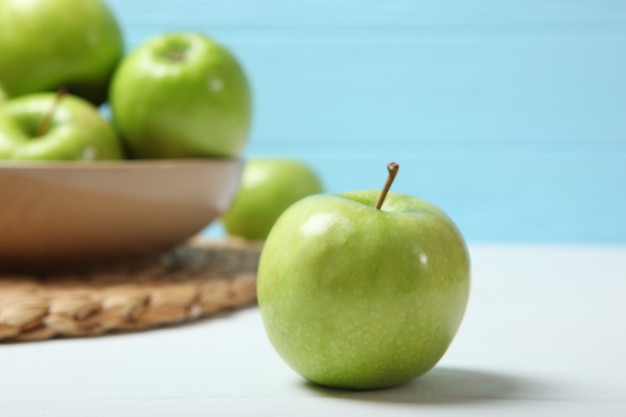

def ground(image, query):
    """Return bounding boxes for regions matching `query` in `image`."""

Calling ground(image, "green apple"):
[0,92,125,161]
[222,158,324,241]
[109,32,252,159]
[257,163,470,390]
[0,82,7,103]
[0,0,124,106]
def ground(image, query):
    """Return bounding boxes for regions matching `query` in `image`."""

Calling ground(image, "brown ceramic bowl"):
[0,159,242,271]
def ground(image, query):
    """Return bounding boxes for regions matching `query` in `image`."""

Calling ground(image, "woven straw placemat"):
[0,238,261,343]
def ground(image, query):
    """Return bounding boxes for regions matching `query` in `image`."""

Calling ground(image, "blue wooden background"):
[105,0,626,243]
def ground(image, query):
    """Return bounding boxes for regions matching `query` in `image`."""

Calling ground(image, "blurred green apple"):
[0,82,7,103]
[258,163,470,390]
[0,92,125,161]
[109,32,252,159]
[0,0,124,106]
[222,158,323,241]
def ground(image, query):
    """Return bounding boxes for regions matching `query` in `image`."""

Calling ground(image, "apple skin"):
[0,82,7,103]
[222,158,323,241]
[109,32,252,159]
[0,93,125,161]
[0,0,124,106]
[257,190,470,390]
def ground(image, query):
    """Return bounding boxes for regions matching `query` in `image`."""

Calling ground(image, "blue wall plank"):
[106,0,626,243]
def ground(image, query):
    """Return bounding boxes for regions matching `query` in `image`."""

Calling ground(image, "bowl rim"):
[0,158,242,171]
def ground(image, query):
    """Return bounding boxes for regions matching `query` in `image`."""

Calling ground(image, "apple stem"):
[36,87,68,137]
[375,162,399,210]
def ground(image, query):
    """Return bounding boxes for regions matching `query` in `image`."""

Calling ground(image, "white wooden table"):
[1,243,625,416]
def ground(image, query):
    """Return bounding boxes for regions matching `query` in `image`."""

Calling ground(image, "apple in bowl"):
[0,0,123,106]
[109,32,252,160]
[0,91,125,161]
